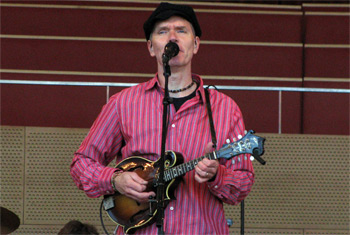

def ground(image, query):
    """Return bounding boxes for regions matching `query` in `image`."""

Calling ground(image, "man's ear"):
[193,36,200,54]
[147,40,155,57]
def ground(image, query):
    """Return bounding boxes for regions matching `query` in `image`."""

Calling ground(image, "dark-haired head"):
[58,220,99,235]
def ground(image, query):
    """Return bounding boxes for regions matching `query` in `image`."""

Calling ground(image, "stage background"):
[1,126,349,234]
[1,0,349,135]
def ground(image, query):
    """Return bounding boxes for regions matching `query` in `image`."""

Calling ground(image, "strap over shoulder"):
[204,88,217,149]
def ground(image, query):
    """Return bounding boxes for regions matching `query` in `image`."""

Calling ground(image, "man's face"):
[147,16,200,68]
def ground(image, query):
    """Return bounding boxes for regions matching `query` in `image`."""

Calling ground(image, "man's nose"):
[169,30,178,42]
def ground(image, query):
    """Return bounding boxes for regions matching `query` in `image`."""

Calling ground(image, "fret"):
[169,168,174,179]
[182,164,187,174]
[186,162,192,171]
[191,160,196,169]
[167,172,171,181]
[212,151,218,160]
[177,165,183,175]
[164,171,171,182]
[207,153,213,160]
[172,168,178,177]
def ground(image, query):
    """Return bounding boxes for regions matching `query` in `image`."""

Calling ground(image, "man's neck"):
[158,66,196,98]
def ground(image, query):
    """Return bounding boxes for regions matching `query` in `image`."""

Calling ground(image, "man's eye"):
[158,30,167,34]
[178,29,186,33]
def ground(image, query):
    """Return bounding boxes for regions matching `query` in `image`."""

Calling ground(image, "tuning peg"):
[250,156,255,161]
[226,139,230,143]
[244,130,247,134]
[238,134,242,139]
[232,137,236,142]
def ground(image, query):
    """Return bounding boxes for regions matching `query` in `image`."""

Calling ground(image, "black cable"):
[100,200,110,235]
[240,200,244,235]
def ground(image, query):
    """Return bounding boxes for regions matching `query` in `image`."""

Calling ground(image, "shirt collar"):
[144,74,159,91]
[145,73,206,103]
[192,73,206,103]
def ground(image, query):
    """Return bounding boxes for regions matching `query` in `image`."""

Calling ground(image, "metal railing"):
[1,79,349,133]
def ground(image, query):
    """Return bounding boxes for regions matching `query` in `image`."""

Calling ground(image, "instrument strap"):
[204,88,217,149]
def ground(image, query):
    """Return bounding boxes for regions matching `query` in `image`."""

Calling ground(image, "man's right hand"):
[114,171,156,203]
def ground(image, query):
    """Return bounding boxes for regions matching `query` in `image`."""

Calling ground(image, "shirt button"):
[170,206,174,210]
[214,185,218,189]
[171,124,175,128]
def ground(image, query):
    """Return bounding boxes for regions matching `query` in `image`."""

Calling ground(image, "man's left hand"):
[194,142,219,183]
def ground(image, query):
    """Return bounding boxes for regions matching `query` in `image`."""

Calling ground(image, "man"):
[70,2,254,234]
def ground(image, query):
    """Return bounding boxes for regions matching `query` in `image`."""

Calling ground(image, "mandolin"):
[103,130,265,234]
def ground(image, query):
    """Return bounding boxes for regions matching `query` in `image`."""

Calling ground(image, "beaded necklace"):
[169,81,195,93]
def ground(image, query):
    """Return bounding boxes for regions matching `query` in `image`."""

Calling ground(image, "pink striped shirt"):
[70,74,254,234]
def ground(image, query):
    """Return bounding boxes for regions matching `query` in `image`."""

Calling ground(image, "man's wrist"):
[111,171,123,192]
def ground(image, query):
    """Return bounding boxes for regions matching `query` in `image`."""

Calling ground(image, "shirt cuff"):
[207,164,224,197]
[98,166,119,195]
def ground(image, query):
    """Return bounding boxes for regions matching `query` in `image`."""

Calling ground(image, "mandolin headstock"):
[216,130,265,161]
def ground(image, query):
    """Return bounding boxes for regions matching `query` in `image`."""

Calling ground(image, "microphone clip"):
[162,54,171,64]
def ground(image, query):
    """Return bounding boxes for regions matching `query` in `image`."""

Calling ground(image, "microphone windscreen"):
[164,42,179,58]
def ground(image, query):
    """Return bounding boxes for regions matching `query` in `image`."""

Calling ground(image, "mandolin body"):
[104,151,183,234]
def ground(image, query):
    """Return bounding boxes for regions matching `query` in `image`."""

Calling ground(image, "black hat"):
[143,2,202,40]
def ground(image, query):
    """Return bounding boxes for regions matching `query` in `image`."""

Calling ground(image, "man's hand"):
[114,171,156,203]
[194,142,219,183]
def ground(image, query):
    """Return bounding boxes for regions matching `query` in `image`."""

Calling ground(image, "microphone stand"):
[240,151,266,235]
[156,56,173,235]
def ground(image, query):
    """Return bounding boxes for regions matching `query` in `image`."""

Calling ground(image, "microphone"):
[162,42,179,64]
